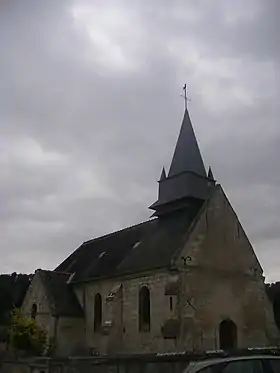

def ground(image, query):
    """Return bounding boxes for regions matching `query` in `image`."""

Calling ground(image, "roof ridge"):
[38,269,72,276]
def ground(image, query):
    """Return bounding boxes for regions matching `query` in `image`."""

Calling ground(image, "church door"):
[219,319,237,350]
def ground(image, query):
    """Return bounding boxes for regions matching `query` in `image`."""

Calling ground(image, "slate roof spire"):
[168,109,206,177]
[207,166,214,180]
[160,167,166,181]
[150,107,213,216]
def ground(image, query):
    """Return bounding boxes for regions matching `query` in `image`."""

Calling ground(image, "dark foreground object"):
[1,347,280,373]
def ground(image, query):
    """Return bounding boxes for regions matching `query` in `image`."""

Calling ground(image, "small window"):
[94,293,102,332]
[169,297,173,311]
[139,286,151,332]
[31,303,37,319]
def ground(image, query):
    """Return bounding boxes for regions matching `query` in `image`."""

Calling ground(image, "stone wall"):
[79,270,179,355]
[21,272,55,339]
[56,317,86,357]
[175,185,279,350]
[21,273,86,357]
[176,185,263,276]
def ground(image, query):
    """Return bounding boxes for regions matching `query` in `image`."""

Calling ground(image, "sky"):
[0,0,279,282]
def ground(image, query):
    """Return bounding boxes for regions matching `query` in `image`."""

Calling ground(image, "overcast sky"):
[0,0,279,282]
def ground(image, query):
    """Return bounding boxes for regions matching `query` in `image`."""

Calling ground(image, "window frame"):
[31,303,38,319]
[93,293,102,332]
[139,285,151,332]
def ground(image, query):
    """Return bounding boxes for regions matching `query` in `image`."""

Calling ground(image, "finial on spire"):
[180,84,191,109]
[207,166,214,180]
[159,167,166,181]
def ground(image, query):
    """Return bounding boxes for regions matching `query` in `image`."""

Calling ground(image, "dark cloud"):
[0,0,279,282]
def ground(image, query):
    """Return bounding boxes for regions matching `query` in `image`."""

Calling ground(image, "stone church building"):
[22,108,279,356]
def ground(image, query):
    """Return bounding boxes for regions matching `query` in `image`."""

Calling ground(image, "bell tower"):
[149,108,215,217]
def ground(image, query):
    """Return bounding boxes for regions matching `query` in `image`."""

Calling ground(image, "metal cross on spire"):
[180,84,191,109]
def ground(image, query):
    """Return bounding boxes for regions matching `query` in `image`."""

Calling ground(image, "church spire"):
[150,106,212,217]
[207,166,214,180]
[168,108,206,177]
[159,167,166,181]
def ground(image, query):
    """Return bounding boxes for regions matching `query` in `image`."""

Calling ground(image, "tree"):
[9,309,47,356]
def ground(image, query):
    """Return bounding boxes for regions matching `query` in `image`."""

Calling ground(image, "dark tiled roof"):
[55,203,204,283]
[168,109,206,178]
[38,270,83,317]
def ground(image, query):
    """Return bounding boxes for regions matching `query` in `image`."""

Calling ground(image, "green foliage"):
[9,309,47,356]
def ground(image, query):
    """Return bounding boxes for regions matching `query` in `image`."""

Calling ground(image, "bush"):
[9,309,47,356]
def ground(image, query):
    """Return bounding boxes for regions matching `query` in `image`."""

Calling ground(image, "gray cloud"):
[0,0,279,282]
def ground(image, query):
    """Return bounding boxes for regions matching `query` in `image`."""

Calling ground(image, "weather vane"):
[180,84,191,109]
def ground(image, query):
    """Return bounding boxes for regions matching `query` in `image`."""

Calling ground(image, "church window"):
[94,293,102,332]
[169,296,173,311]
[31,303,37,319]
[139,286,151,332]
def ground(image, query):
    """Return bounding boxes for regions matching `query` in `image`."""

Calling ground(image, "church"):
[22,106,279,357]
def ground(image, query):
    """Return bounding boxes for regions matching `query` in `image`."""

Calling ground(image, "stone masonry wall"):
[175,185,279,350]
[21,272,55,339]
[79,270,180,355]
[56,317,86,357]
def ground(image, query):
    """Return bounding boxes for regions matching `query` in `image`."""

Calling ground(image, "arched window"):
[219,319,237,350]
[139,286,151,332]
[94,293,102,332]
[31,303,37,319]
